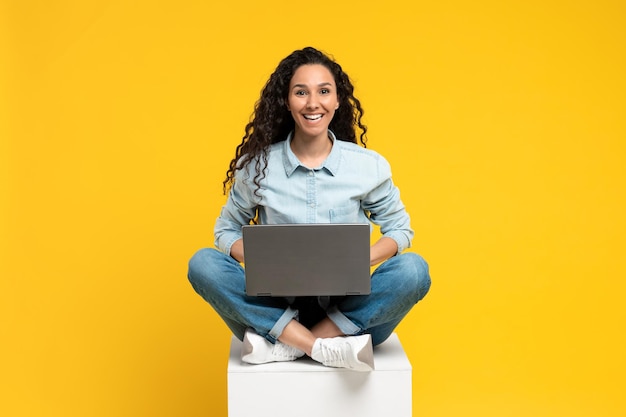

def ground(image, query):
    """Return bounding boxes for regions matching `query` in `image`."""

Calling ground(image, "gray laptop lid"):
[242,223,371,297]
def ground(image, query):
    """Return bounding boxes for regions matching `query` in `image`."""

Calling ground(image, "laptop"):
[242,223,371,297]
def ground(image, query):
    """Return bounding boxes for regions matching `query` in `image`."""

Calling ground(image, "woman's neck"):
[290,131,333,168]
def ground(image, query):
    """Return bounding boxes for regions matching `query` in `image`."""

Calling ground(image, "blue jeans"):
[187,248,431,346]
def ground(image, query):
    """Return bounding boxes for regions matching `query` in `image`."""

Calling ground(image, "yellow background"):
[2,1,625,416]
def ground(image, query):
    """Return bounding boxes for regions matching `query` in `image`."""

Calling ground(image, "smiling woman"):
[187,46,431,372]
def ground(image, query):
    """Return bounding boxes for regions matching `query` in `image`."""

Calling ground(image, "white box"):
[227,333,412,417]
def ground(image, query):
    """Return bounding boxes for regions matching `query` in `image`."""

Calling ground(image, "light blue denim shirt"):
[214,131,414,256]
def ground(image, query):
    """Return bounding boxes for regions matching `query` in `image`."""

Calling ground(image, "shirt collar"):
[282,130,341,177]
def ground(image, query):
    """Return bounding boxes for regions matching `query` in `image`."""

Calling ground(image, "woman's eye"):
[320,89,330,94]
[295,90,307,96]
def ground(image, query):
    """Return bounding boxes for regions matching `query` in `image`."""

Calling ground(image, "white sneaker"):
[311,334,375,372]
[241,329,305,364]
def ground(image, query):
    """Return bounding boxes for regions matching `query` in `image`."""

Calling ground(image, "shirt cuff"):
[383,231,412,254]
[216,233,242,257]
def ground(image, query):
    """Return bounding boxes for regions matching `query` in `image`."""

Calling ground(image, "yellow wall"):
[2,1,625,416]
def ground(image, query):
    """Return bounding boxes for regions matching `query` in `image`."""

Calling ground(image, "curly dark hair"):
[222,46,368,194]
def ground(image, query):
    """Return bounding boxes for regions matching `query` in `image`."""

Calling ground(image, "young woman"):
[188,47,431,372]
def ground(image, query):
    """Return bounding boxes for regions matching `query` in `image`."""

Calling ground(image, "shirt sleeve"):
[361,155,414,254]
[214,167,258,255]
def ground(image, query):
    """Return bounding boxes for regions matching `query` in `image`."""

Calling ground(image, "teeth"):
[304,114,322,120]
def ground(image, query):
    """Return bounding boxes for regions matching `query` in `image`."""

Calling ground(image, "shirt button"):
[308,171,314,176]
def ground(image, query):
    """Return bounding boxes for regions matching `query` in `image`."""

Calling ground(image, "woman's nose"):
[306,94,320,109]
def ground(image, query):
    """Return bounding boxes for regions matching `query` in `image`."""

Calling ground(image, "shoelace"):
[272,342,299,359]
[319,342,349,366]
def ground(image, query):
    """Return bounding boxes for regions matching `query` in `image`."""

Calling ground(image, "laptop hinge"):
[257,292,272,297]
[346,291,362,296]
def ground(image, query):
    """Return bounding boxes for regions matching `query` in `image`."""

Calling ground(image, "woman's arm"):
[214,164,258,256]
[362,154,414,256]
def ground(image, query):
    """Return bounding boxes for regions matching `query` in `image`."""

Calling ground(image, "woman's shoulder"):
[234,141,284,179]
[335,140,389,166]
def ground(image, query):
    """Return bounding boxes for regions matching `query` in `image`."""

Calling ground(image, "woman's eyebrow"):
[291,82,334,90]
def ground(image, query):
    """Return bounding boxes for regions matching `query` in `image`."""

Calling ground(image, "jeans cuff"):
[268,306,299,343]
[326,305,361,336]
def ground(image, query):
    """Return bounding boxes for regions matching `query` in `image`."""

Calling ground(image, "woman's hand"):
[370,237,398,266]
[230,239,245,263]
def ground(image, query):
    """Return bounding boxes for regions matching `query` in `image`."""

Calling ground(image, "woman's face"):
[287,64,339,141]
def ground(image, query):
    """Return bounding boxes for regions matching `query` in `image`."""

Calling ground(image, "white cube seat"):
[227,333,412,417]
